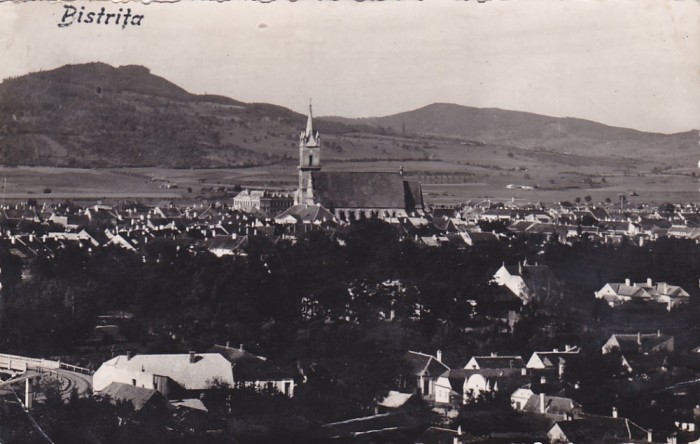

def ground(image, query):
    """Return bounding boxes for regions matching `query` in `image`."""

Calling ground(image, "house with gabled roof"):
[602,331,674,374]
[515,389,582,420]
[458,354,528,402]
[97,382,167,413]
[274,203,336,233]
[526,346,581,378]
[595,278,689,310]
[602,331,674,356]
[404,350,450,400]
[547,413,651,444]
[492,261,561,305]
[465,355,526,370]
[208,344,296,397]
[594,279,652,307]
[206,235,248,257]
[93,352,235,399]
[461,231,499,247]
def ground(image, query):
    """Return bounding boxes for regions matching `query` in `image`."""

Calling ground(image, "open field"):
[0,152,697,206]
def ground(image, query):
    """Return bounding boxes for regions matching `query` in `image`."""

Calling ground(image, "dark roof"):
[98,382,164,411]
[206,236,248,251]
[608,333,674,354]
[551,414,648,443]
[276,204,336,224]
[404,351,449,377]
[466,232,499,243]
[523,393,581,415]
[469,356,526,369]
[312,171,415,210]
[404,180,423,212]
[414,426,462,444]
[590,207,610,221]
[208,345,294,381]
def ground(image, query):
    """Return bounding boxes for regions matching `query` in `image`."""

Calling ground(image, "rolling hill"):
[0,63,371,168]
[328,103,697,162]
[0,63,696,172]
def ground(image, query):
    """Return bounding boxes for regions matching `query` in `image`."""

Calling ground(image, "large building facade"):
[293,103,423,219]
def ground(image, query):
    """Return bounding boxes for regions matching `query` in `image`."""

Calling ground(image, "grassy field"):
[1,128,697,206]
[0,152,697,207]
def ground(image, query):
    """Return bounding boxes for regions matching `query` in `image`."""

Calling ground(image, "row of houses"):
[397,329,697,443]
[5,197,700,268]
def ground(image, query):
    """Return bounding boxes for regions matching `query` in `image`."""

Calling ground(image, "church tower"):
[295,102,321,205]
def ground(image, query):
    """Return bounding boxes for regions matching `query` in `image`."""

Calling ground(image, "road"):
[2,368,93,400]
[53,368,92,398]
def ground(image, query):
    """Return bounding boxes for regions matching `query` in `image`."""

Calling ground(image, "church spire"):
[295,99,321,205]
[305,99,315,139]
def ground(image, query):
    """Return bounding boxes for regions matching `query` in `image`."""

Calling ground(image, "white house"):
[595,278,689,310]
[404,350,449,399]
[93,352,234,398]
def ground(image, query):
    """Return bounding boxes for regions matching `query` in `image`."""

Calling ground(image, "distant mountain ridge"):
[0,63,695,168]
[327,103,697,160]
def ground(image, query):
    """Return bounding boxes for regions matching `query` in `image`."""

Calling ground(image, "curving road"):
[52,369,93,399]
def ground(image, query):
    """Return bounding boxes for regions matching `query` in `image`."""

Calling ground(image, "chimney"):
[436,350,442,363]
[647,428,653,443]
[637,332,642,345]
[540,376,547,384]
[612,406,618,418]
[226,341,230,348]
[126,351,132,360]
[625,278,631,286]
[457,425,462,436]
[189,351,196,363]
[540,393,546,414]
[239,343,244,351]
[647,277,652,286]
[657,329,661,337]
[521,367,527,376]
[491,352,498,357]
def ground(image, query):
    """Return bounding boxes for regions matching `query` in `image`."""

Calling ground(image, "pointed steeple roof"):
[302,100,319,147]
[305,100,315,138]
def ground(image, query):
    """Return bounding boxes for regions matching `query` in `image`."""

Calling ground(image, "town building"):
[293,103,424,219]
[232,189,294,215]
[93,352,234,398]
[594,278,690,310]
[492,261,561,305]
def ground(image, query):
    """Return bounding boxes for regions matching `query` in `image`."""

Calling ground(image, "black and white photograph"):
[0,0,699,442]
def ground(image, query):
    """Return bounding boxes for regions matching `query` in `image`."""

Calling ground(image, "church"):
[293,104,424,220]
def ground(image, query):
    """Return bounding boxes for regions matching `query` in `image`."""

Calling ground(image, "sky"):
[0,0,699,134]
